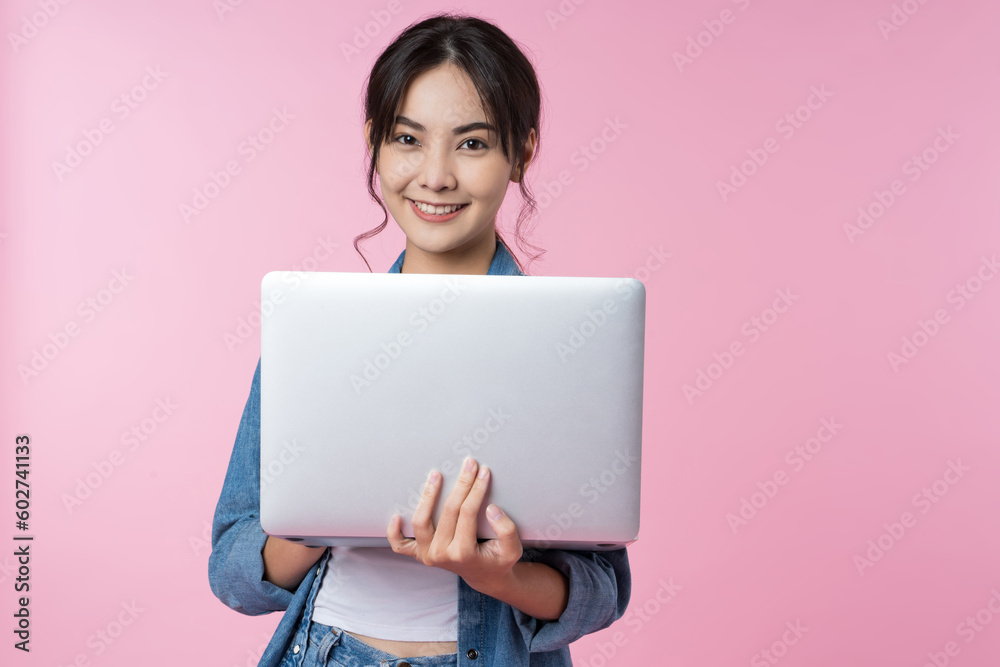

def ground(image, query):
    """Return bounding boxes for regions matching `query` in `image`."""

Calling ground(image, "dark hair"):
[354,12,544,274]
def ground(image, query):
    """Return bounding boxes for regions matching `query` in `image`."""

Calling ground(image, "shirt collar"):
[387,237,524,276]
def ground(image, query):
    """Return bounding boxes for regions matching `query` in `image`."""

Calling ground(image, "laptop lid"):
[259,271,645,551]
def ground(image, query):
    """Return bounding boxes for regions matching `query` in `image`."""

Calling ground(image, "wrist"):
[462,565,517,599]
[464,562,568,620]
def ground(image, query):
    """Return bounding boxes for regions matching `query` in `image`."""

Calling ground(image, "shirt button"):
[467,648,479,660]
[399,663,411,667]
[292,645,300,654]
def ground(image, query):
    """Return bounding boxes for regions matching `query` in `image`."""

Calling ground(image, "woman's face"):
[366,62,535,264]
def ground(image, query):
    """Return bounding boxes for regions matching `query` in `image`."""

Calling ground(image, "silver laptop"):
[259,271,645,551]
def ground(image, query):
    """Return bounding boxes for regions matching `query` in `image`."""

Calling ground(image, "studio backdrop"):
[2,0,999,665]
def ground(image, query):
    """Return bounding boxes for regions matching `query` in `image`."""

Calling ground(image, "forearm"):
[468,560,569,621]
[262,535,326,592]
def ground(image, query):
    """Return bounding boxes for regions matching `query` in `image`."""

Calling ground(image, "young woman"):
[209,13,631,667]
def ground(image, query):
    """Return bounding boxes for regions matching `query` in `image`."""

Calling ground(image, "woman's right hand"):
[386,456,523,589]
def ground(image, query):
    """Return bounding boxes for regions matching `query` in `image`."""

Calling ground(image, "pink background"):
[3,0,999,665]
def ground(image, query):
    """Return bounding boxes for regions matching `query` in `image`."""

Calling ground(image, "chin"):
[396,221,492,255]
[408,231,477,255]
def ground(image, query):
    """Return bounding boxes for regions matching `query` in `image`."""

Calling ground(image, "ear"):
[364,118,381,176]
[364,118,374,154]
[512,128,538,184]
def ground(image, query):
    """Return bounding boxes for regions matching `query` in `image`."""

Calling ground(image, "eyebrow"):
[394,115,497,136]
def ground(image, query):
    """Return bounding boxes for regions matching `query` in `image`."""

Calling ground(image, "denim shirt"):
[209,239,632,666]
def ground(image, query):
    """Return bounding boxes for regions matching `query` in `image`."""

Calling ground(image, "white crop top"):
[310,546,459,641]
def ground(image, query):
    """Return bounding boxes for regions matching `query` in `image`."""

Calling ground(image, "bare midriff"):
[345,631,457,657]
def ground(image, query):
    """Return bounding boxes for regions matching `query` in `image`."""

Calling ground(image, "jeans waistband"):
[306,621,458,667]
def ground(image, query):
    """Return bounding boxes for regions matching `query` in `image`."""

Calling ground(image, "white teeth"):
[413,200,465,215]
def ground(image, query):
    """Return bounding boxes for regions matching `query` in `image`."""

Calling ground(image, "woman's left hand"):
[386,456,523,592]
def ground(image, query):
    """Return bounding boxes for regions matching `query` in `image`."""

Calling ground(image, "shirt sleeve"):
[208,358,295,616]
[510,546,631,653]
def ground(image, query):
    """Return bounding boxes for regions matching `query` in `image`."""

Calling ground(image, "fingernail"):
[463,457,476,473]
[427,470,440,484]
[486,504,502,520]
[477,465,489,480]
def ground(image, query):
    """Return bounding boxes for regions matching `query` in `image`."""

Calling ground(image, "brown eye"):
[462,138,488,150]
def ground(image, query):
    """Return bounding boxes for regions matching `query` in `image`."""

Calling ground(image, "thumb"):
[486,504,521,556]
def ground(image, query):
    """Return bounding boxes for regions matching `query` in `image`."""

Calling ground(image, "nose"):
[416,144,458,192]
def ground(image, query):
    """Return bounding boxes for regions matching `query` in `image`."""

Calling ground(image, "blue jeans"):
[281,616,458,667]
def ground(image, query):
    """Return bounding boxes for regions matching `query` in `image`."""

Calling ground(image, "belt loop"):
[316,625,342,664]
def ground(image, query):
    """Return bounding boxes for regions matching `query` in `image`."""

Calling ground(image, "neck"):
[400,229,497,275]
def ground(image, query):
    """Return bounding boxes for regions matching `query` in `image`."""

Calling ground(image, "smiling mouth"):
[408,198,469,215]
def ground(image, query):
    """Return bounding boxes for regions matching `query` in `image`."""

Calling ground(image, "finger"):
[386,514,416,557]
[436,457,479,545]
[454,464,490,543]
[410,469,441,546]
[485,503,523,560]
